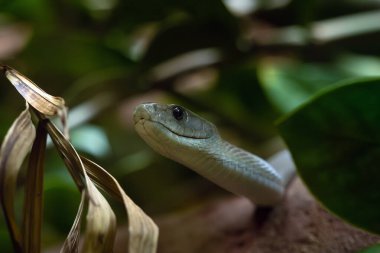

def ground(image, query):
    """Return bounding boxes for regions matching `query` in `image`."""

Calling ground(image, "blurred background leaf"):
[358,244,380,253]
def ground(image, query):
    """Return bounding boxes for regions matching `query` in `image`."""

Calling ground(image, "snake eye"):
[172,106,184,121]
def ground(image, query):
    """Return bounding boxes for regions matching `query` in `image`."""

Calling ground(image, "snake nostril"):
[133,104,153,123]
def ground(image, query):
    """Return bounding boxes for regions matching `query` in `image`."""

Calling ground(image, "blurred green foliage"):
[1,0,380,250]
[359,244,380,253]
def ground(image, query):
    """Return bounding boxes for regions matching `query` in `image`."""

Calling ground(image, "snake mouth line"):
[136,118,209,140]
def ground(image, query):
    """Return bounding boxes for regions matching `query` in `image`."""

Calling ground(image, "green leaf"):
[259,60,348,113]
[358,244,380,253]
[278,78,380,234]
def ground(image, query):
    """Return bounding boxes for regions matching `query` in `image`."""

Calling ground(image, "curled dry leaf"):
[42,116,158,252]
[82,181,117,253]
[40,117,117,253]
[82,157,159,253]
[42,117,86,190]
[2,65,69,137]
[22,120,47,253]
[0,105,36,251]
[61,181,117,253]
[0,66,159,253]
[2,65,66,117]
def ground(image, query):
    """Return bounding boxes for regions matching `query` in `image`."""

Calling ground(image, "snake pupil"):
[172,106,184,120]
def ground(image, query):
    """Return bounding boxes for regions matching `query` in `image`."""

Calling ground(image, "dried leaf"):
[22,120,47,253]
[82,181,116,253]
[39,116,117,253]
[0,105,36,252]
[2,65,69,137]
[2,65,65,117]
[0,66,158,253]
[82,157,159,253]
[42,117,86,190]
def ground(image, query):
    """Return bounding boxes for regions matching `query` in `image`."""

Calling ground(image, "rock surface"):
[155,178,380,253]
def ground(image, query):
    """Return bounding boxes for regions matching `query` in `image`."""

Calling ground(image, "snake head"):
[133,103,217,139]
[133,103,219,157]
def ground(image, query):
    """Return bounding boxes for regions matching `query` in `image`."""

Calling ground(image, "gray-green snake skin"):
[133,103,294,206]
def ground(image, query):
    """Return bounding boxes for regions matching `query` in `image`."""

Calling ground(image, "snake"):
[133,103,295,206]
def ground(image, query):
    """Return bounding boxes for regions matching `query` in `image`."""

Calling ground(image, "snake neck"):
[178,137,284,206]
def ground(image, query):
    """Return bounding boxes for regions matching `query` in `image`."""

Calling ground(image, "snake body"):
[133,103,293,206]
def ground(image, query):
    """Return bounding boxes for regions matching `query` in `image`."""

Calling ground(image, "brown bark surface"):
[155,178,380,253]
